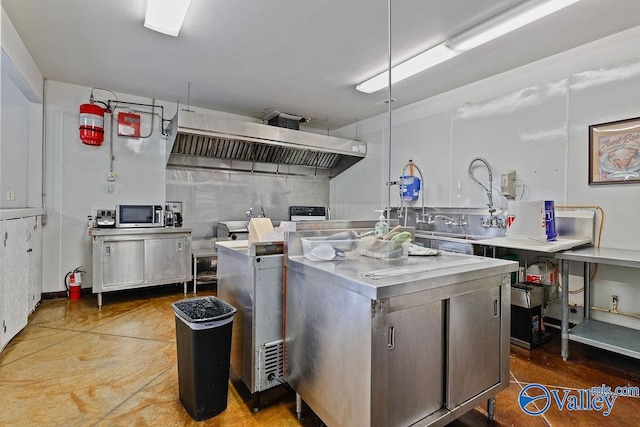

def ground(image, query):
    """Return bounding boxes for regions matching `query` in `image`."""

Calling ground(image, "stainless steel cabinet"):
[92,228,192,306]
[447,286,501,408]
[102,240,145,288]
[387,301,443,426]
[144,237,189,283]
[285,229,516,427]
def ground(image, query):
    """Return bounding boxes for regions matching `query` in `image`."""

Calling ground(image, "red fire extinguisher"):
[65,267,85,300]
[79,103,105,146]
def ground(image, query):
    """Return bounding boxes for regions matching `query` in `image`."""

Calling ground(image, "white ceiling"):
[3,0,640,130]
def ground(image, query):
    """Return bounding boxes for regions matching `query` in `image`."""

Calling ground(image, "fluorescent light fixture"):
[447,0,581,52]
[144,0,192,36]
[356,43,459,94]
[356,0,581,93]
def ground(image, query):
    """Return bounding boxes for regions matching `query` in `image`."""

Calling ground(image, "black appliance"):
[510,283,545,349]
[289,206,326,221]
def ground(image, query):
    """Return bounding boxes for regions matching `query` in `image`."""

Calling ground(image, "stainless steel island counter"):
[285,230,518,427]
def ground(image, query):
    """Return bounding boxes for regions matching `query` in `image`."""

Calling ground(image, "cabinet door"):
[26,216,42,312]
[447,286,501,408]
[102,240,145,288]
[0,221,6,349]
[2,219,29,349]
[387,301,443,426]
[144,237,187,283]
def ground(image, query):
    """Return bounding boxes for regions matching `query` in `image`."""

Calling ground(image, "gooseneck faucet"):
[468,157,503,228]
[468,157,494,213]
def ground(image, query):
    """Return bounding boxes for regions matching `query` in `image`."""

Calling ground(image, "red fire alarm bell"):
[117,112,141,138]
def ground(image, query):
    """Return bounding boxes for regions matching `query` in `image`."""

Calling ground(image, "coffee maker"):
[165,201,183,227]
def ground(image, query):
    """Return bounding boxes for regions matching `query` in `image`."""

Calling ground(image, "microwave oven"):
[115,205,164,228]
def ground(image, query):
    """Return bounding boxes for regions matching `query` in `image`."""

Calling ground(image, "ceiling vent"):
[165,111,366,179]
[263,111,308,130]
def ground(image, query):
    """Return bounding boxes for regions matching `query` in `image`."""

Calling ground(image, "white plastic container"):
[506,201,547,242]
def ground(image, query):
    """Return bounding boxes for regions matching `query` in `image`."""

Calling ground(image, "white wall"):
[1,6,43,209]
[331,25,640,329]
[1,7,42,102]
[41,81,266,292]
[42,81,171,291]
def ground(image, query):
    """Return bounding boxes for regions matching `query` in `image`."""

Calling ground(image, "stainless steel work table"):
[285,229,518,427]
[288,251,517,300]
[556,247,640,361]
[90,227,192,307]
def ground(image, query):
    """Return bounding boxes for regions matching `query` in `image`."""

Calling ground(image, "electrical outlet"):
[5,190,15,201]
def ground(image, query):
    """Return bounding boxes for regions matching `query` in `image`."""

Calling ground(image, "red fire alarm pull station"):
[117,112,141,138]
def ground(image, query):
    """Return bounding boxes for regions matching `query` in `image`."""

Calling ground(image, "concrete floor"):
[1,285,639,426]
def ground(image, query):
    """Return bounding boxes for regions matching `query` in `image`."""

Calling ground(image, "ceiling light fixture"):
[356,43,458,94]
[356,0,581,93]
[144,0,192,37]
[447,0,581,52]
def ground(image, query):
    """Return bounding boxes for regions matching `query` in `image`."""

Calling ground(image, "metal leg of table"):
[97,292,102,308]
[584,262,591,319]
[487,396,496,421]
[561,259,570,361]
[193,255,197,294]
[296,393,303,420]
[183,281,187,295]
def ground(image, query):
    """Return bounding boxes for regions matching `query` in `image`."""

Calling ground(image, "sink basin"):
[414,231,492,243]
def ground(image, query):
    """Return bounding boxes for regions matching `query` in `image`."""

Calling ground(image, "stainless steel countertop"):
[555,247,640,268]
[287,252,518,300]
[90,227,192,236]
[479,236,592,253]
[215,240,250,256]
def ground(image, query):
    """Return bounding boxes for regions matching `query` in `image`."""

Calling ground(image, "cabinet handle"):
[388,326,395,350]
[494,299,499,317]
[105,246,111,256]
[177,242,182,251]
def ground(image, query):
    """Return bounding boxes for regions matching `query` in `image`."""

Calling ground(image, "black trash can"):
[172,296,237,421]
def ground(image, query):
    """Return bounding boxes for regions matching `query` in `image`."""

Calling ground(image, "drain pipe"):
[41,78,48,226]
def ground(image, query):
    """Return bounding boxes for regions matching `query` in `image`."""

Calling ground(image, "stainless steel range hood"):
[165,111,366,178]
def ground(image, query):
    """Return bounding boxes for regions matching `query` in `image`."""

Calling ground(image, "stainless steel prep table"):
[556,247,640,361]
[285,230,518,427]
[91,227,192,307]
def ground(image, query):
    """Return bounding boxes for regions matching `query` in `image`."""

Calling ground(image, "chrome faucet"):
[245,208,254,227]
[418,212,436,225]
[436,215,467,227]
[481,216,505,229]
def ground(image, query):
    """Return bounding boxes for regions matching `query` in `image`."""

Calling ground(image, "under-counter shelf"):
[192,246,218,293]
[569,319,640,359]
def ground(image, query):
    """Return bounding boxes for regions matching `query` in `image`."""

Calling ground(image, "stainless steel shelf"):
[556,247,640,269]
[570,319,640,359]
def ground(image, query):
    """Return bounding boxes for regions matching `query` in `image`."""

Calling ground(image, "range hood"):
[166,111,366,178]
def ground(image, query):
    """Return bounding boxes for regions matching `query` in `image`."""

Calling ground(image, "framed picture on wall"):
[589,117,640,185]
